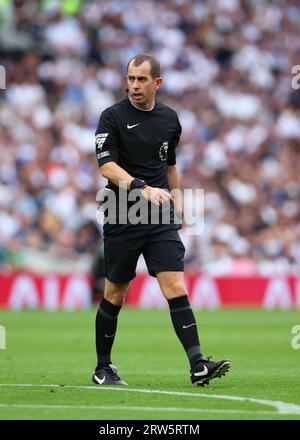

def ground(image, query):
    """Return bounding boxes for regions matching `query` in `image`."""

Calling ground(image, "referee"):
[92,54,230,387]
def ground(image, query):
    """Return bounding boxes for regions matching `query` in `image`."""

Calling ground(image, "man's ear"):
[155,77,162,90]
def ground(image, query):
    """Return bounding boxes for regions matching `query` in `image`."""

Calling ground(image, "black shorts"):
[103,226,185,283]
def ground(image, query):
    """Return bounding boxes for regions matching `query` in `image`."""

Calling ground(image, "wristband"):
[130,178,147,191]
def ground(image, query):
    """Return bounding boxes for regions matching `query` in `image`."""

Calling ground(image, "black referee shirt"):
[95,97,182,190]
[95,97,182,232]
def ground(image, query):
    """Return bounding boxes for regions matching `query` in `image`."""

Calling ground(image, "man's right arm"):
[100,162,134,190]
[100,161,172,206]
[95,109,134,189]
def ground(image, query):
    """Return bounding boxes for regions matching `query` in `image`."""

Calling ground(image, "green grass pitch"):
[0,307,299,420]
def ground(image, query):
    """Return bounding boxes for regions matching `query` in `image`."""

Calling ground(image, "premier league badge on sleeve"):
[159,141,168,161]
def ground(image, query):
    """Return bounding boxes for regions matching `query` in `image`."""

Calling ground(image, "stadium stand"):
[0,0,300,278]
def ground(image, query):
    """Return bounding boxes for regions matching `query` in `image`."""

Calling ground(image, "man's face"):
[127,60,162,110]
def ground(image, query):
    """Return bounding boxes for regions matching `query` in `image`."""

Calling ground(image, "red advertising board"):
[0,272,299,309]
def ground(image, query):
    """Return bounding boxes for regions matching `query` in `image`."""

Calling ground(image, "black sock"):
[95,298,121,368]
[168,295,203,369]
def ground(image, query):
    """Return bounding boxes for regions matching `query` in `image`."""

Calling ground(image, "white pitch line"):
[0,383,300,416]
[0,403,277,415]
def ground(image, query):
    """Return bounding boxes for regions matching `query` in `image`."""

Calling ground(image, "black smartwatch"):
[130,178,147,191]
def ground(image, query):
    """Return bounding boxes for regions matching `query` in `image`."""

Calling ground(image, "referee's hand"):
[141,186,174,207]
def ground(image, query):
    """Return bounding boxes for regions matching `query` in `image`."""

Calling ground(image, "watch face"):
[131,178,145,190]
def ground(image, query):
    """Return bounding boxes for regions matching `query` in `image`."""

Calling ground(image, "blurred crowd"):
[0,0,300,276]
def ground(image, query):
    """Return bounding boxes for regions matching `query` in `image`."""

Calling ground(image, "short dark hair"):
[127,54,161,79]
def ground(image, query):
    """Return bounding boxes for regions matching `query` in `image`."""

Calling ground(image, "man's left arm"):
[167,165,183,217]
[167,113,182,216]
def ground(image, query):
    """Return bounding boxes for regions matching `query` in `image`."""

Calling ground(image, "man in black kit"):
[93,54,230,387]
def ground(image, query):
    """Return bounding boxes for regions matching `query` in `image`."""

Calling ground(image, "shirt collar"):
[128,96,155,112]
